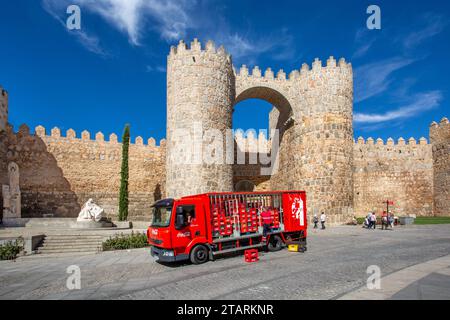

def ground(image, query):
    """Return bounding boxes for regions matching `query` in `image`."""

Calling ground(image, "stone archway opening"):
[234,86,294,136]
[235,180,256,192]
[232,86,295,192]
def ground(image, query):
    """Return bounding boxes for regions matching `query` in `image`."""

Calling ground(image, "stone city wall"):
[353,137,433,217]
[430,118,450,216]
[1,124,166,221]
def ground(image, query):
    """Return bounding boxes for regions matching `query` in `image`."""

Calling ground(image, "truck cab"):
[147,197,211,264]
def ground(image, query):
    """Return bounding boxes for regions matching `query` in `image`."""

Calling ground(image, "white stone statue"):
[77,199,104,222]
[2,162,21,219]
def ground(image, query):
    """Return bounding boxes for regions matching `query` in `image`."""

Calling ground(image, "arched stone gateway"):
[166,39,354,224]
[235,180,255,192]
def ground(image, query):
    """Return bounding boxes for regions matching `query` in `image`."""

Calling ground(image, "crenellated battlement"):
[235,56,352,82]
[14,124,166,148]
[430,117,450,142]
[168,38,231,62]
[355,136,429,146]
[430,117,450,128]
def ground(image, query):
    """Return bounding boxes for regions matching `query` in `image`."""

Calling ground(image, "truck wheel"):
[267,235,283,252]
[190,245,209,264]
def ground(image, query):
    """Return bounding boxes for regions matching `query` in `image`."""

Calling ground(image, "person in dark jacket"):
[313,214,319,229]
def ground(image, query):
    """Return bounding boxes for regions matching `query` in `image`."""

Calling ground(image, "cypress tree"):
[118,124,130,221]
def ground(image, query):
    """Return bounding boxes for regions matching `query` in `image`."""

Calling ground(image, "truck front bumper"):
[151,246,189,263]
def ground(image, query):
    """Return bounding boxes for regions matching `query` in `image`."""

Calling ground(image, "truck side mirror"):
[175,207,185,230]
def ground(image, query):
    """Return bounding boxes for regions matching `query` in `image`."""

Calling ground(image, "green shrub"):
[0,238,24,260]
[102,232,148,251]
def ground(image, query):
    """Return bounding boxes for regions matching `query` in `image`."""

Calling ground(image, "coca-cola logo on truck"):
[291,197,305,226]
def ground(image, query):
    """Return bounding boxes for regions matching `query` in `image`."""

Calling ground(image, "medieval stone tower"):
[166,39,354,223]
[430,118,450,216]
[166,39,235,198]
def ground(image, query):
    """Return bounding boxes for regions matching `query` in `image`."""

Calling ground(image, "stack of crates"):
[239,206,258,234]
[212,205,233,237]
[271,208,280,229]
[211,206,221,236]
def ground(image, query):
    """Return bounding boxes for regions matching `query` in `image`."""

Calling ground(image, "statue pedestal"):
[72,220,113,229]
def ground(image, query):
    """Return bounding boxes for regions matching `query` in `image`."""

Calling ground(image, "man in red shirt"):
[260,207,273,239]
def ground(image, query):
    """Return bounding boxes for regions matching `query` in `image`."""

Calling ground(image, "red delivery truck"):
[147,191,307,264]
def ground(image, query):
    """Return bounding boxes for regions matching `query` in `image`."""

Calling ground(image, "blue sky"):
[0,0,449,143]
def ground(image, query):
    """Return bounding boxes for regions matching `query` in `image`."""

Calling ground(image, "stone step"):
[40,244,102,250]
[35,234,107,255]
[42,239,104,245]
[37,247,101,254]
[45,233,105,237]
[45,235,105,240]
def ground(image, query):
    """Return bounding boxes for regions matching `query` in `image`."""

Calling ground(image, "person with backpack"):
[313,214,319,229]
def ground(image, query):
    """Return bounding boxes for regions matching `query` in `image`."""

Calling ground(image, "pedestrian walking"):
[365,212,372,229]
[313,214,319,229]
[381,211,388,230]
[370,212,377,229]
[389,212,395,229]
[320,212,326,230]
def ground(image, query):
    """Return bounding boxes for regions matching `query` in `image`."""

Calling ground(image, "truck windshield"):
[151,206,172,227]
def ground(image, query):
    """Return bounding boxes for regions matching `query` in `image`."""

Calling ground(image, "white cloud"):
[43,0,194,46]
[354,91,443,123]
[354,57,416,103]
[42,0,295,62]
[146,65,166,73]
[42,0,109,56]
[214,29,297,65]
[352,28,377,59]
[403,13,447,49]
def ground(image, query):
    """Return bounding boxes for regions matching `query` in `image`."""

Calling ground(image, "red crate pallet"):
[244,249,259,263]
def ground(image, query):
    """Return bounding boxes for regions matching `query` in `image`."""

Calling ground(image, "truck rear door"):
[282,192,307,232]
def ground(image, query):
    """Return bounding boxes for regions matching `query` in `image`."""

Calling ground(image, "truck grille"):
[149,238,163,245]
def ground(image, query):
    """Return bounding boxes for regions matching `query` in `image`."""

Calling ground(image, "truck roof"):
[180,191,306,199]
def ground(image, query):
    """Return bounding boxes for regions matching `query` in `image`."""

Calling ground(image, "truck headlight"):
[162,250,174,257]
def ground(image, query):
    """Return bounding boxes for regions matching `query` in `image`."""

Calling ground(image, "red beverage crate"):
[244,249,259,263]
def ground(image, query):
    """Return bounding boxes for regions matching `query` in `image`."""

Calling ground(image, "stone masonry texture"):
[353,137,433,216]
[0,124,165,221]
[0,39,449,222]
[430,118,450,216]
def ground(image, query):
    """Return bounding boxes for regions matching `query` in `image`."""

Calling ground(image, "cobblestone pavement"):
[1,225,450,300]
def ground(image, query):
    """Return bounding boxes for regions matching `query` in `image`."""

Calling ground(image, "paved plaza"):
[1,224,450,300]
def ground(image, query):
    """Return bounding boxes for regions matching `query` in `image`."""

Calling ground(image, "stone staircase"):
[36,234,105,255]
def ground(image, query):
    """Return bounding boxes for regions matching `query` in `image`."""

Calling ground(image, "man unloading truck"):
[260,207,273,241]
